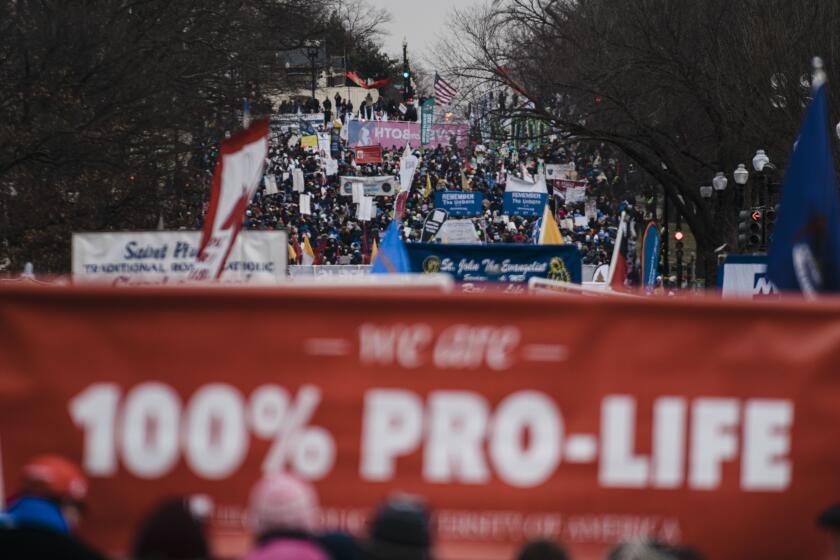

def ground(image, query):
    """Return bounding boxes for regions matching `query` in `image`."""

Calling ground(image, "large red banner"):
[1,286,839,559]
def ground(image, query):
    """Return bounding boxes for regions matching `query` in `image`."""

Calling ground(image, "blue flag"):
[371,221,411,274]
[767,66,840,294]
[641,222,661,293]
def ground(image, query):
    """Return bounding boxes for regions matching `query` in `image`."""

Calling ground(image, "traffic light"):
[738,209,762,250]
[402,69,410,79]
[674,230,684,257]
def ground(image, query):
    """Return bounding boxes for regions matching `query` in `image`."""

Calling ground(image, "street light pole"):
[306,40,321,104]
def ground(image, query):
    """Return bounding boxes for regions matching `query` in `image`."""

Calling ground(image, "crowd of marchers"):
[213,105,651,277]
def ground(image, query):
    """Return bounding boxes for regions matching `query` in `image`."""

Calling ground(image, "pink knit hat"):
[247,473,320,535]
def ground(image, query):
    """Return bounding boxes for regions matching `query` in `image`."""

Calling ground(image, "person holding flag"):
[767,57,840,295]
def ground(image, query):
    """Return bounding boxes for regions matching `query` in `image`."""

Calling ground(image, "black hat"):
[366,496,431,560]
[818,502,840,530]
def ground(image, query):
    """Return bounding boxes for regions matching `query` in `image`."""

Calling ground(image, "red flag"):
[354,144,382,164]
[192,120,269,281]
[345,71,390,90]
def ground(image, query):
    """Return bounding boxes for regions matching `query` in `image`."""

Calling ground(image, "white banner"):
[506,175,548,194]
[340,176,399,197]
[545,163,568,181]
[299,193,311,215]
[292,168,305,193]
[720,257,778,298]
[270,112,324,132]
[357,197,374,221]
[566,186,587,204]
[264,174,279,195]
[434,220,481,244]
[73,231,287,286]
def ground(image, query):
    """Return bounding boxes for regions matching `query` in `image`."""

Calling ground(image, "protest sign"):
[421,209,449,242]
[0,286,838,560]
[504,175,548,217]
[434,191,484,217]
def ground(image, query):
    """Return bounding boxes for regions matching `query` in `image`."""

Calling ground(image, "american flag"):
[434,72,457,105]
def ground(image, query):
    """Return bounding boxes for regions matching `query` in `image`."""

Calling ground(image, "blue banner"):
[641,222,661,292]
[434,191,484,217]
[406,244,581,285]
[504,192,547,217]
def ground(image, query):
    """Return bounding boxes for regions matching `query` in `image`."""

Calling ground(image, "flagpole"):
[607,211,626,285]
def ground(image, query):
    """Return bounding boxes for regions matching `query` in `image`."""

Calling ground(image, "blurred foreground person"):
[514,538,570,560]
[245,472,329,560]
[817,501,840,558]
[366,495,432,560]
[607,541,702,560]
[132,496,212,559]
[318,531,363,560]
[0,454,104,559]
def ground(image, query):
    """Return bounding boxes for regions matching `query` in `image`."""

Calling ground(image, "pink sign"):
[348,120,469,149]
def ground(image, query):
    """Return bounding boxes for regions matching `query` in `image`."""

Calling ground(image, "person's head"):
[247,473,320,539]
[18,454,88,531]
[818,502,840,558]
[515,539,569,560]
[366,495,432,560]
[131,496,211,560]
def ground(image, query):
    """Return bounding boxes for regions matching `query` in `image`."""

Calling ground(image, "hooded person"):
[0,454,105,560]
[131,496,212,559]
[244,473,329,560]
[365,495,432,560]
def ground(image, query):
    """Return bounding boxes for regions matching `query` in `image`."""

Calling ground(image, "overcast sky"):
[369,0,459,62]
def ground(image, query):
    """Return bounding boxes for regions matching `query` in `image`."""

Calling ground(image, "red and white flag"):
[191,120,269,281]
[608,211,629,291]
[394,190,409,221]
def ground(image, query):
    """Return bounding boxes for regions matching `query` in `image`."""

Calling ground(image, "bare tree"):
[0,0,331,272]
[440,0,840,283]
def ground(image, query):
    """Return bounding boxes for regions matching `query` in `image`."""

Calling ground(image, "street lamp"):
[305,40,321,103]
[733,164,749,186]
[836,122,840,141]
[712,172,728,192]
[752,149,770,172]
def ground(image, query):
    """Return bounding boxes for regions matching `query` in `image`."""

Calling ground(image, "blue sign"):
[434,191,484,217]
[406,244,581,284]
[504,192,547,217]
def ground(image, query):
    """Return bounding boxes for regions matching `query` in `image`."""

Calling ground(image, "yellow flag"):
[302,235,316,265]
[539,204,566,245]
[424,174,432,199]
[461,170,470,191]
[287,243,297,262]
[371,239,379,261]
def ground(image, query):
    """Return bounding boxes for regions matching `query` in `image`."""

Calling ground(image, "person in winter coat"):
[131,496,212,559]
[365,495,433,560]
[0,454,105,560]
[244,473,329,560]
